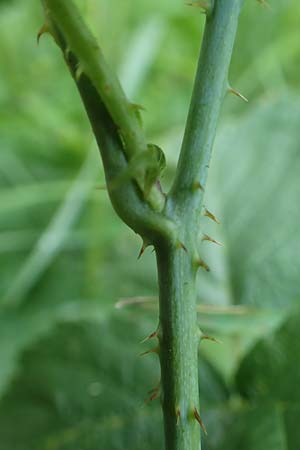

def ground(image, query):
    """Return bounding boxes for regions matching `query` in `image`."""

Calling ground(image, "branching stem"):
[39,1,245,449]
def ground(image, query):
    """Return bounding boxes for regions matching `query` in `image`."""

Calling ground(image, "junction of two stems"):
[39,1,245,449]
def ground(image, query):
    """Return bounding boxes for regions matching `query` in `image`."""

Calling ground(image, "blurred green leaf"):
[198,95,300,310]
[208,406,288,450]
[236,310,300,405]
[0,313,228,450]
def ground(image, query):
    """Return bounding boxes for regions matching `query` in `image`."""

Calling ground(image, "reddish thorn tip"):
[201,335,222,345]
[138,242,148,259]
[140,330,158,344]
[139,347,159,357]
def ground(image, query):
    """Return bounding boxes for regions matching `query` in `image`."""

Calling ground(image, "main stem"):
[156,235,200,450]
[156,2,244,449]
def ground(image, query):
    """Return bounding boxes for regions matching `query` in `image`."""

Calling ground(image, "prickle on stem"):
[138,240,150,259]
[140,330,158,344]
[194,407,208,435]
[176,408,181,425]
[193,181,205,192]
[146,384,160,403]
[185,0,213,15]
[204,208,220,224]
[139,347,159,357]
[37,24,50,44]
[228,87,248,103]
[201,334,222,344]
[195,258,210,272]
[176,241,188,253]
[202,234,222,246]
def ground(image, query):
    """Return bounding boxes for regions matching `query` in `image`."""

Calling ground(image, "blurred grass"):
[0,0,300,449]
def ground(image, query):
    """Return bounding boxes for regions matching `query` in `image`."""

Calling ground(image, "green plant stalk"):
[170,0,244,224]
[39,1,244,449]
[156,1,244,449]
[41,0,165,212]
[156,237,200,450]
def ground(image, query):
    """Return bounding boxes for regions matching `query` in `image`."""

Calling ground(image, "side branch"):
[40,1,173,240]
[41,0,165,212]
[170,0,244,220]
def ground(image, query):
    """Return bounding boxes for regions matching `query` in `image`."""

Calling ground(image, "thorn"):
[145,384,160,404]
[195,259,210,272]
[140,330,158,344]
[37,24,50,44]
[138,240,150,259]
[202,234,222,246]
[194,408,208,435]
[204,208,220,224]
[228,87,248,103]
[193,181,205,192]
[185,0,210,13]
[176,241,188,253]
[201,335,222,344]
[139,347,159,357]
[131,103,146,112]
[257,0,272,10]
[75,64,84,81]
[176,408,181,425]
[148,390,159,402]
[64,47,72,61]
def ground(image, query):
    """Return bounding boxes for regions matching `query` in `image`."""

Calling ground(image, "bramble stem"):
[170,0,244,223]
[156,2,244,449]
[39,1,245,450]
[156,236,200,450]
[42,0,165,212]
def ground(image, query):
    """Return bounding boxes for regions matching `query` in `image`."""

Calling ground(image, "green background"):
[0,0,300,448]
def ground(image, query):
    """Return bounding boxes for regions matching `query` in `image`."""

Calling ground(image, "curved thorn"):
[37,24,50,44]
[193,181,205,192]
[140,330,158,344]
[145,384,160,403]
[204,208,220,224]
[201,334,222,344]
[139,347,159,357]
[194,408,208,435]
[138,240,149,259]
[176,408,181,425]
[185,0,210,13]
[228,87,248,103]
[195,259,210,272]
[130,103,146,112]
[75,64,84,81]
[176,241,188,253]
[202,234,222,246]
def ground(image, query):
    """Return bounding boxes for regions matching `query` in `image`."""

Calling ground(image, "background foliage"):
[0,0,299,448]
